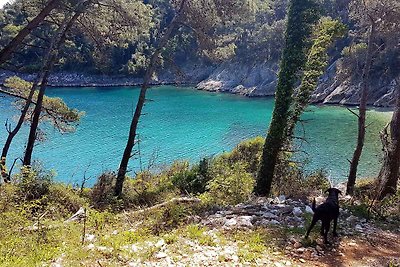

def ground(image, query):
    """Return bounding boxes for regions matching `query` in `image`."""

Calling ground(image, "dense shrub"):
[0,183,18,213]
[171,158,212,195]
[302,170,331,192]
[351,179,400,222]
[271,152,331,199]
[45,184,87,217]
[14,166,54,201]
[91,172,120,209]
[219,137,264,175]
[0,166,87,219]
[91,168,179,210]
[377,191,400,221]
[127,170,176,207]
[201,161,255,206]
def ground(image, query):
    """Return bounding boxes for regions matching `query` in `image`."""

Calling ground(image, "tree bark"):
[114,0,187,197]
[255,0,319,196]
[1,80,40,182]
[346,21,375,195]
[0,0,61,65]
[377,79,400,199]
[23,2,90,166]
[285,20,345,148]
[1,0,92,181]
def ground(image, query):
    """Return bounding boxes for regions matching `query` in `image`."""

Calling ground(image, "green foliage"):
[45,183,87,217]
[14,166,54,201]
[129,169,177,207]
[4,76,83,134]
[171,158,212,195]
[337,43,368,81]
[0,0,155,74]
[201,161,255,206]
[157,204,194,233]
[91,172,117,209]
[273,156,331,198]
[235,1,288,62]
[219,136,264,175]
[183,224,216,246]
[3,75,31,90]
[342,179,400,223]
[291,17,346,123]
[256,0,321,196]
[91,168,178,210]
[234,229,271,263]
[2,165,87,218]
[302,170,331,192]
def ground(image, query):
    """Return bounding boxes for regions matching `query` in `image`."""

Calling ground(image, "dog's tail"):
[312,198,316,212]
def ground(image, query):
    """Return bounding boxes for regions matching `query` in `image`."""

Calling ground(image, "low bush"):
[14,166,54,201]
[171,158,212,195]
[352,179,400,222]
[91,172,118,209]
[218,136,264,175]
[201,160,255,206]
[45,184,87,217]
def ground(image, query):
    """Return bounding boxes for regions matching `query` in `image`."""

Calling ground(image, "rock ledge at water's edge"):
[1,60,398,107]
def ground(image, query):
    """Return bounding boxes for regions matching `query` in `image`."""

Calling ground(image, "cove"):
[0,85,392,185]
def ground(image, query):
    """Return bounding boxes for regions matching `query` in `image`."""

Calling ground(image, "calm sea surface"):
[0,86,392,185]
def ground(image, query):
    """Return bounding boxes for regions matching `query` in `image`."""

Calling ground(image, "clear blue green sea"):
[0,86,392,185]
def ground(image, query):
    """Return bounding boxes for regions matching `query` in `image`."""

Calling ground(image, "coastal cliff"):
[1,60,398,107]
[196,60,399,107]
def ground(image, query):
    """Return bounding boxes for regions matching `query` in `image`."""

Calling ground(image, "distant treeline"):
[0,1,398,83]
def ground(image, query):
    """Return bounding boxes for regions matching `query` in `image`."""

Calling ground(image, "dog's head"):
[325,188,342,198]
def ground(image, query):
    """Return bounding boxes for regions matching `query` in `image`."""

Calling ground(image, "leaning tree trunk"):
[255,0,319,196]
[286,19,346,145]
[346,21,376,195]
[377,79,400,199]
[1,77,42,182]
[23,2,90,166]
[114,0,187,197]
[0,0,61,65]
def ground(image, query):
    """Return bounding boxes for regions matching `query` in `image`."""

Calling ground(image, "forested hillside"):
[1,0,399,106]
[0,1,400,266]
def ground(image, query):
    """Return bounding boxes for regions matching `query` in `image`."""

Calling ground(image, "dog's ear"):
[325,188,331,194]
[337,189,342,195]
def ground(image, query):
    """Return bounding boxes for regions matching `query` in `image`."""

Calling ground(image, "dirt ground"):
[290,228,400,267]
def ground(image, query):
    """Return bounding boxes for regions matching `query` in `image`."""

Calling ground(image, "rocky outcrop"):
[1,59,398,107]
[0,62,215,88]
[196,59,399,107]
[311,60,399,107]
[196,61,278,97]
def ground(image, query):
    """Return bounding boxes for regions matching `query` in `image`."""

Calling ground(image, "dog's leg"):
[305,217,318,238]
[320,221,325,236]
[323,221,330,244]
[333,217,338,237]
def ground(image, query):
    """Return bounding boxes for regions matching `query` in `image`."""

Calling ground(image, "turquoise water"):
[0,86,392,185]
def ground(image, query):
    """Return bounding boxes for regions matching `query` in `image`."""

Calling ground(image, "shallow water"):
[0,86,392,185]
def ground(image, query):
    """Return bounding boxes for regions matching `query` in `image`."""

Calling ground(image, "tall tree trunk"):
[0,0,61,65]
[114,0,187,197]
[346,21,376,195]
[255,0,319,196]
[377,79,400,199]
[23,2,90,166]
[286,19,345,145]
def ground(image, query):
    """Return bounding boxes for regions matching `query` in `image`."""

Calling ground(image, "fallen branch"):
[65,207,86,223]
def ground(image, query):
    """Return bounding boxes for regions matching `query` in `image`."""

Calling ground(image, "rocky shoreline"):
[1,59,398,107]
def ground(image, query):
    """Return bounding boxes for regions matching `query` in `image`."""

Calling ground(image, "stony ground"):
[53,195,400,267]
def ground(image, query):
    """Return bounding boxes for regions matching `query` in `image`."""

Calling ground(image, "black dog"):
[305,188,342,244]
